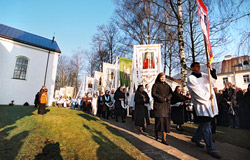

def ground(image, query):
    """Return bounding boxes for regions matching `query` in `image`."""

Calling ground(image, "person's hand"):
[180,102,184,105]
[207,62,212,70]
[209,94,214,100]
[164,98,167,102]
[119,98,124,101]
[227,101,231,105]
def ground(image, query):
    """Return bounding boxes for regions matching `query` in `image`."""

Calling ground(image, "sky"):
[0,0,115,56]
[1,0,249,61]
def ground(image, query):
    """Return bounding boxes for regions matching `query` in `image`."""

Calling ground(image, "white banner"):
[94,71,103,92]
[132,44,162,91]
[103,62,118,91]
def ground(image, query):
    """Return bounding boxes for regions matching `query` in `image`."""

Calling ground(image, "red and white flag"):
[196,0,213,63]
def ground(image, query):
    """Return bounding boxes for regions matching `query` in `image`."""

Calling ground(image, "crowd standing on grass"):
[46,65,250,159]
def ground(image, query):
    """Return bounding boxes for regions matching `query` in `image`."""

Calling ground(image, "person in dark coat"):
[34,91,41,108]
[171,86,186,131]
[97,92,104,117]
[223,82,238,128]
[85,93,92,114]
[152,72,173,145]
[103,90,111,119]
[134,85,150,133]
[114,86,126,122]
[244,84,250,130]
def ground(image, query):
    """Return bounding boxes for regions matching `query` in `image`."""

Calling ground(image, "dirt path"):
[101,117,250,160]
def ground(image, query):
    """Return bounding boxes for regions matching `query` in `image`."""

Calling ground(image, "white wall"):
[214,71,250,90]
[0,37,59,105]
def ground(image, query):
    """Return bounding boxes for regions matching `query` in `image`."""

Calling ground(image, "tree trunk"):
[177,0,187,91]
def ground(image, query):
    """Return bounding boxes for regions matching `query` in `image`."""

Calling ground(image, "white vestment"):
[187,72,218,117]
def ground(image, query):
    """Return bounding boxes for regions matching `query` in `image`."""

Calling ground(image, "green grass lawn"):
[0,106,146,160]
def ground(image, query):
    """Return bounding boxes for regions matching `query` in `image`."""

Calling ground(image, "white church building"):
[0,24,61,105]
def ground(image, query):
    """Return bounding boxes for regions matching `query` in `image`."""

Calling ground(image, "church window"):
[13,56,28,80]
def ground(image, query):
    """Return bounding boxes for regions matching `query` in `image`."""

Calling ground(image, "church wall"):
[0,37,59,105]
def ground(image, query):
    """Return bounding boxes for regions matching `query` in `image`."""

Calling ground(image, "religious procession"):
[1,0,250,159]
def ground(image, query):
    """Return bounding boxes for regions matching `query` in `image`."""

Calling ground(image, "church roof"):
[0,24,61,53]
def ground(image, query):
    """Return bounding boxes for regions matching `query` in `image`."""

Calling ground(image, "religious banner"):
[94,71,103,92]
[102,62,117,90]
[65,86,74,98]
[119,57,132,87]
[196,0,213,63]
[85,77,95,94]
[132,44,161,91]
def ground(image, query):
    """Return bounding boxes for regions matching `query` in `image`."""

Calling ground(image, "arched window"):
[13,56,28,80]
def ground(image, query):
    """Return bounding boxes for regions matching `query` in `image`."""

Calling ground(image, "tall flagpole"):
[204,34,214,114]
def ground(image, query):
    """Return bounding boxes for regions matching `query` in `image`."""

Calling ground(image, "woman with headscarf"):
[114,86,126,122]
[134,85,150,133]
[171,86,186,131]
[103,90,111,119]
[38,88,48,115]
[152,72,173,145]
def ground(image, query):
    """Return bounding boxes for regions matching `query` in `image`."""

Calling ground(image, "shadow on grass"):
[96,119,180,160]
[35,142,63,160]
[0,126,29,160]
[78,113,99,122]
[83,125,136,160]
[0,105,37,128]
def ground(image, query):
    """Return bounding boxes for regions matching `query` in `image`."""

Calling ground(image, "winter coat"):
[152,81,173,118]
[134,90,150,126]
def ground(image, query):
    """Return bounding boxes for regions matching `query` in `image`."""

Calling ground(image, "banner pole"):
[203,34,214,114]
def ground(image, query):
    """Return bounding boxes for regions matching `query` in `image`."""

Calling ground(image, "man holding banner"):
[187,62,220,159]
[186,0,221,159]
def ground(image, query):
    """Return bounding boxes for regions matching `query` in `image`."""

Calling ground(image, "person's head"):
[123,88,127,93]
[94,94,98,98]
[87,93,91,97]
[42,85,46,89]
[45,89,48,93]
[137,85,144,92]
[145,52,151,59]
[145,84,149,89]
[156,72,166,83]
[111,89,115,94]
[100,91,104,96]
[174,86,181,94]
[190,62,200,73]
[225,82,232,89]
[219,90,223,94]
[105,90,109,95]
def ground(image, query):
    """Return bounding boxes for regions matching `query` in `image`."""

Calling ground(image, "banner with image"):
[94,71,103,92]
[102,62,118,91]
[85,77,95,94]
[119,57,132,88]
[132,44,161,91]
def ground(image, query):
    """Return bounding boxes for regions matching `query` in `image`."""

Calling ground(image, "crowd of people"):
[47,62,250,159]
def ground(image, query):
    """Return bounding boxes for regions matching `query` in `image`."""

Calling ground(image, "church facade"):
[0,24,61,105]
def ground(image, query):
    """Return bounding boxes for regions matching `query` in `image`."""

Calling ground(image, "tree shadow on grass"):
[0,105,37,128]
[0,126,29,160]
[83,125,136,160]
[85,118,180,160]
[35,142,63,160]
[78,113,99,122]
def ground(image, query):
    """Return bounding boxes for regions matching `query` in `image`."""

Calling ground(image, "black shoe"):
[162,140,169,145]
[208,152,221,159]
[191,138,205,148]
[116,119,118,122]
[122,120,126,123]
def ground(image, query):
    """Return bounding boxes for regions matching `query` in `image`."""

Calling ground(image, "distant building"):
[173,55,250,91]
[0,24,61,105]
[214,55,250,90]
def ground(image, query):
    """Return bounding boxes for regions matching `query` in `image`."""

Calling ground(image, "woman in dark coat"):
[103,90,111,119]
[114,86,126,122]
[134,85,150,133]
[171,86,186,131]
[97,92,104,117]
[152,72,173,145]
